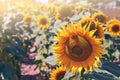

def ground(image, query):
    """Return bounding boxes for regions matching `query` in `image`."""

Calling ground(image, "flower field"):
[0,0,120,80]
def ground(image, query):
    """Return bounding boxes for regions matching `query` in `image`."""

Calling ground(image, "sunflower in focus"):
[106,20,120,36]
[92,12,108,24]
[37,15,50,29]
[49,66,66,80]
[79,17,104,38]
[23,14,33,24]
[52,22,105,73]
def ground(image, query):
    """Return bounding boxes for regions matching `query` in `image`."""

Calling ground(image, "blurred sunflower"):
[57,4,73,19]
[55,13,62,20]
[15,2,25,10]
[52,22,105,73]
[79,17,104,38]
[35,3,42,9]
[75,6,83,14]
[23,14,33,24]
[49,66,66,80]
[106,22,120,36]
[30,9,38,15]
[107,18,120,25]
[37,15,50,29]
[47,4,56,16]
[69,4,75,10]
[92,12,108,24]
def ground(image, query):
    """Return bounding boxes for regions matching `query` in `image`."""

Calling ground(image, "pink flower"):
[21,64,40,75]
[27,53,37,60]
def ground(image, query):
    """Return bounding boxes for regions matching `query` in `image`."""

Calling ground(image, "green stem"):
[75,68,85,80]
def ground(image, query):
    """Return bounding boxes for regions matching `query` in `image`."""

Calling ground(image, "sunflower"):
[79,16,97,30]
[106,22,120,36]
[55,13,62,20]
[46,4,56,16]
[37,15,50,29]
[49,66,66,80]
[105,19,120,36]
[57,4,73,19]
[79,17,104,38]
[69,4,75,10]
[75,6,83,14]
[23,13,33,24]
[92,12,108,24]
[107,18,120,25]
[52,22,105,73]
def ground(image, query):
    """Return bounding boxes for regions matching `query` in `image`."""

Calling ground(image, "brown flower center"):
[82,21,96,30]
[56,71,66,80]
[112,25,120,32]
[95,15,106,23]
[72,45,82,55]
[40,18,47,25]
[59,5,72,18]
[25,17,32,23]
[66,36,92,62]
[81,21,89,27]
[82,21,98,37]
[90,22,96,30]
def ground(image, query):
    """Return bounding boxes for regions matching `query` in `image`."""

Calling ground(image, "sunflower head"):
[35,3,42,9]
[69,4,75,10]
[79,17,104,38]
[106,21,120,36]
[57,4,73,19]
[55,13,62,20]
[92,12,108,24]
[79,17,96,30]
[37,15,50,29]
[23,13,33,24]
[75,6,83,14]
[107,18,120,25]
[52,22,105,73]
[49,66,66,80]
[47,4,56,16]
